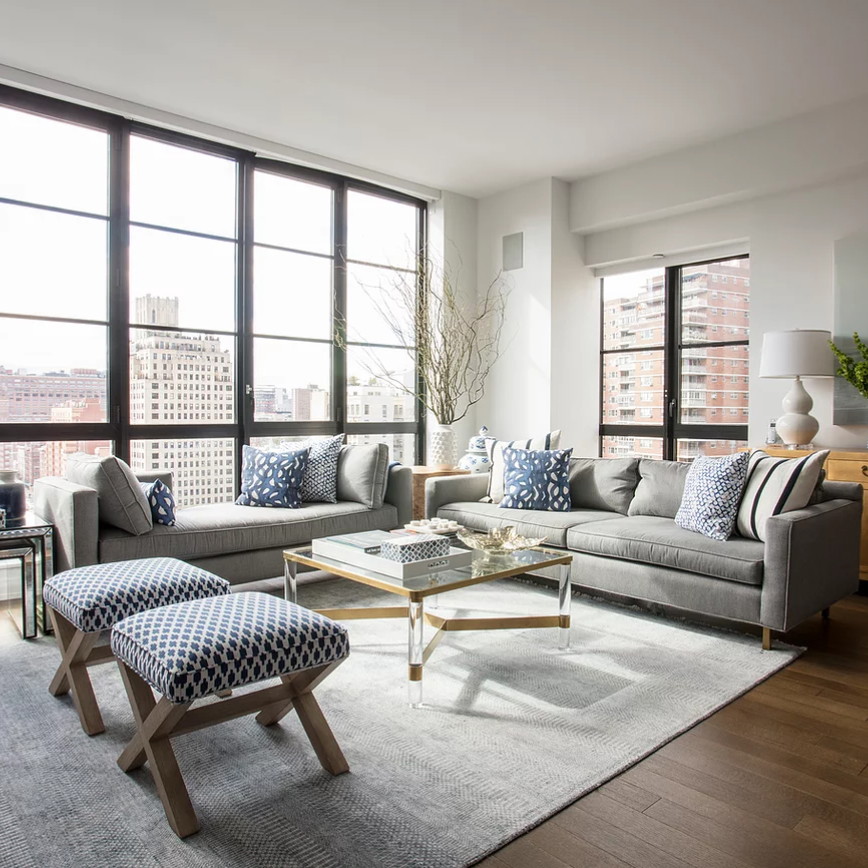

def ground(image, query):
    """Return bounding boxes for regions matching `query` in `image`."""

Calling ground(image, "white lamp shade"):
[759,329,835,378]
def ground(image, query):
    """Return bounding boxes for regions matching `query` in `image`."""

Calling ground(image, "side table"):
[0,511,54,637]
[410,466,470,520]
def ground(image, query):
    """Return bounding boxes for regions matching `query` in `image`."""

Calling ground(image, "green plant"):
[829,332,868,399]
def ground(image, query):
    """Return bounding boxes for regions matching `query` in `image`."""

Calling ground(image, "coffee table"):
[282,545,573,707]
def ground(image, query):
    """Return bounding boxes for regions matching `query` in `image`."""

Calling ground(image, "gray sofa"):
[33,444,412,584]
[426,456,862,641]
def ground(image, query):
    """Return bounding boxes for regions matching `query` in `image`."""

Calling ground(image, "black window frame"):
[0,84,425,493]
[599,254,750,460]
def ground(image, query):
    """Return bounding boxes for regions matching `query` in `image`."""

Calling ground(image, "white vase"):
[428,424,457,470]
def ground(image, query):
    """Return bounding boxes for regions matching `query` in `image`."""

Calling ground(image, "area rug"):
[0,577,800,868]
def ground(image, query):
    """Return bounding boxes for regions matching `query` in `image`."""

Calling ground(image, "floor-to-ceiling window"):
[0,86,425,505]
[600,255,750,461]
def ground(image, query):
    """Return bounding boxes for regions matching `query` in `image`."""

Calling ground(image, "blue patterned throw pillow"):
[499,447,573,511]
[138,479,177,526]
[236,445,309,509]
[281,434,344,503]
[675,452,750,541]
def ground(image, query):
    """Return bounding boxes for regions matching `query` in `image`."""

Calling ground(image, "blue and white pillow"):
[499,447,573,512]
[236,445,309,509]
[675,452,750,541]
[139,479,177,526]
[281,434,344,503]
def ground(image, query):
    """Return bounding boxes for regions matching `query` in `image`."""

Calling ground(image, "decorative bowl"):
[456,525,546,554]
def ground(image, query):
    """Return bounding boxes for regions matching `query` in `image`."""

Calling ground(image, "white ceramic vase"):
[428,424,457,469]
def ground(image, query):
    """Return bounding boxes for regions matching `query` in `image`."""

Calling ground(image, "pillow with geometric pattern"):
[499,446,573,512]
[235,445,309,509]
[675,452,750,541]
[280,434,344,503]
[482,430,562,503]
[138,479,177,526]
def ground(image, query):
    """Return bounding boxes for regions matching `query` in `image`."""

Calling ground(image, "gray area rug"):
[0,577,800,868]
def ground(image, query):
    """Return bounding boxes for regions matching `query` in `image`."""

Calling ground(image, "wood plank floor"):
[482,593,868,868]
[5,593,866,866]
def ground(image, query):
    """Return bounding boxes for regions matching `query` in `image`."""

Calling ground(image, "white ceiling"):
[4,0,868,198]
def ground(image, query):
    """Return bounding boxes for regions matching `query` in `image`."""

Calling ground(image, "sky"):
[0,104,419,384]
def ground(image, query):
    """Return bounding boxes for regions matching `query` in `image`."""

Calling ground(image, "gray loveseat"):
[33,444,412,584]
[426,456,862,643]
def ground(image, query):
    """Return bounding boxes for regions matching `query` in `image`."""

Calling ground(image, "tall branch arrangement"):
[829,332,868,399]
[347,254,508,425]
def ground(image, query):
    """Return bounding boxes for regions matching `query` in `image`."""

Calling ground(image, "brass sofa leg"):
[762,627,772,651]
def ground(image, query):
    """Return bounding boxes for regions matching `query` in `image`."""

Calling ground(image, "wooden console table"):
[409,466,470,520]
[758,447,868,593]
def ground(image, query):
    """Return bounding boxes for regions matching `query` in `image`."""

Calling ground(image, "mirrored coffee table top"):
[284,546,572,598]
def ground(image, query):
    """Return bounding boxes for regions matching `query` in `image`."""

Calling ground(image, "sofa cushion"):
[65,454,152,536]
[569,457,639,515]
[336,444,389,509]
[627,459,690,519]
[566,515,764,586]
[437,501,620,547]
[98,501,397,564]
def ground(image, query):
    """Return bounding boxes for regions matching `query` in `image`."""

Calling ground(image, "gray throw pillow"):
[627,459,690,519]
[65,454,152,535]
[569,457,639,515]
[336,443,390,509]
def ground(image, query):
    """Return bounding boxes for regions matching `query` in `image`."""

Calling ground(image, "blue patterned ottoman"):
[42,557,230,736]
[110,592,351,838]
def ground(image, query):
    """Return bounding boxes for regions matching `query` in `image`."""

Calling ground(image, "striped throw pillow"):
[735,450,829,541]
[481,430,562,503]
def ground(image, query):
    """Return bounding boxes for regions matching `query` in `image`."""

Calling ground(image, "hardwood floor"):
[5,594,866,866]
[482,594,868,868]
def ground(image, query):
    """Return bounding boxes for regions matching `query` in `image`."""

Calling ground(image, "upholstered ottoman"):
[42,557,230,735]
[110,591,351,838]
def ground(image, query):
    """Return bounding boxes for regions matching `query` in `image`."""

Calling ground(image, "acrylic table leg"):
[558,564,571,650]
[41,530,54,635]
[284,559,298,604]
[408,599,424,707]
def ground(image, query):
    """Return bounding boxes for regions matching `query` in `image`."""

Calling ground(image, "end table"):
[410,466,470,520]
[0,511,54,638]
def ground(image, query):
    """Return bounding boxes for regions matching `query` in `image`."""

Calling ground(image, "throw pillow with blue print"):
[675,451,750,541]
[280,434,344,503]
[138,479,177,526]
[499,447,573,511]
[236,444,309,509]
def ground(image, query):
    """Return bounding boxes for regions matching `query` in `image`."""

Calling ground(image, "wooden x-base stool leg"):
[46,607,106,736]
[116,659,349,838]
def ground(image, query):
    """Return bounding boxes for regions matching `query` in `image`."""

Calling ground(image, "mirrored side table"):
[0,512,54,638]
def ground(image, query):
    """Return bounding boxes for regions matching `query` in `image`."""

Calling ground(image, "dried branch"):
[340,249,508,425]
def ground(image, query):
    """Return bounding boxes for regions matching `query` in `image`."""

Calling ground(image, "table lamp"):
[759,329,835,446]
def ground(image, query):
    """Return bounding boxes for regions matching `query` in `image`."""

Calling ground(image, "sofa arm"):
[31,477,100,574]
[426,473,490,519]
[820,480,862,502]
[384,465,413,527]
[135,470,174,491]
[761,498,861,632]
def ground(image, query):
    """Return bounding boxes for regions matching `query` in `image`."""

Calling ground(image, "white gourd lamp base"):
[774,376,819,447]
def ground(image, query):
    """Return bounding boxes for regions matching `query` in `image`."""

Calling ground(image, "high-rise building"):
[0,366,105,422]
[128,295,235,506]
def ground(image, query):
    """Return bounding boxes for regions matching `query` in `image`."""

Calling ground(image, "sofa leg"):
[821,607,831,620]
[762,627,772,651]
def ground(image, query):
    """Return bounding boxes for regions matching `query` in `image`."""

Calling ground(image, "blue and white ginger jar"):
[458,426,494,473]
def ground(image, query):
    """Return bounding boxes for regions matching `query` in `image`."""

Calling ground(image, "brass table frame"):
[283,545,573,707]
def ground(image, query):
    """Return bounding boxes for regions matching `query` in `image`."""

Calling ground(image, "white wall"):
[581,172,868,449]
[476,179,555,440]
[472,178,598,454]
[550,180,599,456]
[427,190,480,458]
